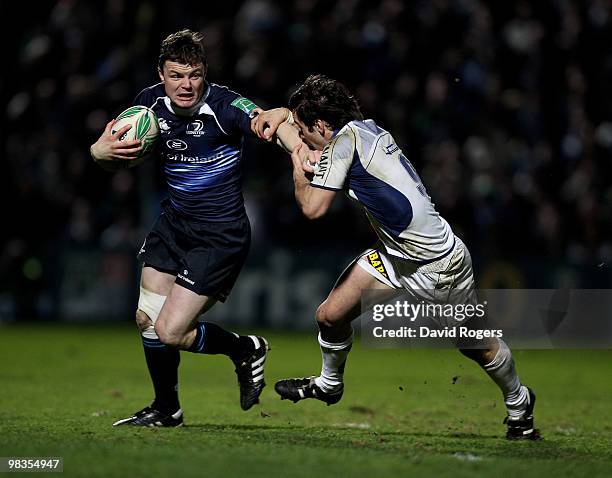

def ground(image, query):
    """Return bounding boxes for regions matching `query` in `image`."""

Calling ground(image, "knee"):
[135,310,153,332]
[137,286,167,340]
[154,321,183,348]
[316,302,346,329]
[137,286,166,326]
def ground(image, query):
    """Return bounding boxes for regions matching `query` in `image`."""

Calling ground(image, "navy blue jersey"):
[134,82,257,222]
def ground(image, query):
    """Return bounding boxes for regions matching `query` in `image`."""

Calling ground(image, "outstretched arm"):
[251,107,293,141]
[250,107,303,154]
[251,107,336,219]
[275,122,302,153]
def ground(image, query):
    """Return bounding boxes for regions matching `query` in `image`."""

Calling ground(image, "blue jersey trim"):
[348,150,413,237]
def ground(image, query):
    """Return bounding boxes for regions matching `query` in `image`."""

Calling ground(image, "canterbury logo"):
[366,251,389,278]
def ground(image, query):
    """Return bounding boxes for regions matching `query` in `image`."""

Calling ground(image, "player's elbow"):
[297,188,334,219]
[301,202,328,220]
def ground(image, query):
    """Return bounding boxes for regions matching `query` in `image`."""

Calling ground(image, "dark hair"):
[288,74,363,130]
[158,29,207,72]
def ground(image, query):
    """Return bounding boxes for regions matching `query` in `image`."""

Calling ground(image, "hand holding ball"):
[111,106,159,154]
[92,105,159,171]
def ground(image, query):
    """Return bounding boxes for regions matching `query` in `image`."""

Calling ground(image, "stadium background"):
[2,0,612,327]
[2,3,612,477]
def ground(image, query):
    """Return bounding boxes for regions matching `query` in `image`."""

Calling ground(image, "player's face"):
[159,61,205,109]
[294,114,332,151]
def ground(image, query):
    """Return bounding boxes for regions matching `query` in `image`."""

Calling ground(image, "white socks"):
[314,332,353,393]
[313,334,530,416]
[483,339,529,418]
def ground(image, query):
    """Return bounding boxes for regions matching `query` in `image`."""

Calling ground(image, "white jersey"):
[310,119,455,263]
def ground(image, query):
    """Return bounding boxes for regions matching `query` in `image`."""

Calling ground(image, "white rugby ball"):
[110,105,159,167]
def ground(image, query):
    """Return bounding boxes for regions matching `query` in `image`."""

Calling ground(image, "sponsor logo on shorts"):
[366,251,388,279]
[177,273,195,286]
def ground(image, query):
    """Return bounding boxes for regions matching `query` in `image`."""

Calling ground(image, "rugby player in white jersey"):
[252,74,539,440]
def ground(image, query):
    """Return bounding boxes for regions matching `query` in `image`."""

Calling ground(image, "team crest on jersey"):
[366,251,389,279]
[230,97,257,115]
[384,143,399,155]
[187,120,205,137]
[158,118,171,134]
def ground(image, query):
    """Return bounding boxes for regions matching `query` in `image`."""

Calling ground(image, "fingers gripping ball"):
[110,106,159,169]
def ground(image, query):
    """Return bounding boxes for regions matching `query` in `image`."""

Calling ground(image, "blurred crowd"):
[3,0,612,315]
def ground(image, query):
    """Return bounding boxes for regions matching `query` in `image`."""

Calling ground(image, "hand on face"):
[291,142,321,174]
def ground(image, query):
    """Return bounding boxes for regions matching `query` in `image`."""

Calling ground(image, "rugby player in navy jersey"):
[90,29,269,427]
[252,75,539,440]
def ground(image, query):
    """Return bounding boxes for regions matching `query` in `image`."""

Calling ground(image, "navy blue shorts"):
[137,203,251,302]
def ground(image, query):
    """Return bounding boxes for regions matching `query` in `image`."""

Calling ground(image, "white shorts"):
[356,236,478,327]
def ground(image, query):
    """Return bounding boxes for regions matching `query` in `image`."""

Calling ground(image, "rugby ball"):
[110,105,159,167]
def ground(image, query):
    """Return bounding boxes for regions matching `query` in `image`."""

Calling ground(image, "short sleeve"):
[218,93,259,137]
[310,129,356,190]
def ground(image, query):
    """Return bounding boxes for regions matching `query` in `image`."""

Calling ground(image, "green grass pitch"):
[1,324,611,477]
